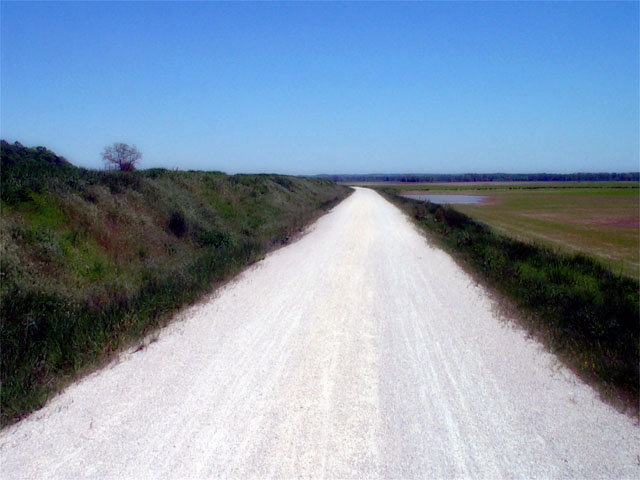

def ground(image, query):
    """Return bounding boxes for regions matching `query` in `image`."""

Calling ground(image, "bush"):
[197,230,233,248]
[168,212,188,237]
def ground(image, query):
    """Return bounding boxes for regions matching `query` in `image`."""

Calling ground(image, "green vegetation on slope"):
[0,141,352,425]
[378,188,639,413]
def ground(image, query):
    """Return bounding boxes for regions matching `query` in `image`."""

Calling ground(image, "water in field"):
[402,194,487,205]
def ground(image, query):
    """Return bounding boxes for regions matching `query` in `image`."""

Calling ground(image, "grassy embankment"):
[376,186,639,414]
[0,141,351,426]
[382,182,639,279]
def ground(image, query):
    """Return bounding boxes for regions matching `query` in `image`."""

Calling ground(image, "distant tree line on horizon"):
[317,172,640,183]
[2,141,637,183]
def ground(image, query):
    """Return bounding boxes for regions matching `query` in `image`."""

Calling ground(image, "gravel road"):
[1,187,638,479]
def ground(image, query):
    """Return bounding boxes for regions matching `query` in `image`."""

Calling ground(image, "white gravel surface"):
[1,187,638,479]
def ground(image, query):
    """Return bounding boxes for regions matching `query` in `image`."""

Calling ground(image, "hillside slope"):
[0,141,351,424]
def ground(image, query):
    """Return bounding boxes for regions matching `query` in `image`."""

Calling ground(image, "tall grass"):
[0,141,351,425]
[380,189,639,413]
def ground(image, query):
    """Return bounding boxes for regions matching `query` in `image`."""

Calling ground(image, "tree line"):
[1,141,142,171]
[318,172,640,183]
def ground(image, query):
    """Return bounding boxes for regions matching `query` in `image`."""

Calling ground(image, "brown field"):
[381,183,639,279]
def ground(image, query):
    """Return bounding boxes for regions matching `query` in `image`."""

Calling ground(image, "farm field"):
[382,183,639,279]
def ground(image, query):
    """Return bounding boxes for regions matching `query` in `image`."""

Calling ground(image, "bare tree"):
[102,143,141,171]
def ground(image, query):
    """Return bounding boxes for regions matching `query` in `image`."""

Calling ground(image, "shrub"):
[168,212,188,237]
[197,230,233,248]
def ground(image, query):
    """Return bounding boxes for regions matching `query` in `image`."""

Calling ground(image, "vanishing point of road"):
[1,188,638,478]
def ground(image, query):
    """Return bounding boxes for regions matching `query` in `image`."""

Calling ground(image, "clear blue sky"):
[1,1,638,174]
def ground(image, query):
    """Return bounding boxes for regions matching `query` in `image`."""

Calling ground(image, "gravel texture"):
[1,187,638,478]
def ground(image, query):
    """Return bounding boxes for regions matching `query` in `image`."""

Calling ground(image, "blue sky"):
[1,1,638,174]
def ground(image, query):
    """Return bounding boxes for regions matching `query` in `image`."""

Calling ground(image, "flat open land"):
[388,183,639,279]
[1,188,637,478]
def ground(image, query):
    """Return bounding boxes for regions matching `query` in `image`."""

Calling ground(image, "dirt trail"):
[1,188,638,478]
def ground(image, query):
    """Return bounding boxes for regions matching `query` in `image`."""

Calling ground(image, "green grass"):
[383,183,639,279]
[378,187,639,414]
[0,141,352,425]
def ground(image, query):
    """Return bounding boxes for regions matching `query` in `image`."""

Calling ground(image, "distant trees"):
[318,172,640,183]
[1,140,70,166]
[102,143,141,171]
